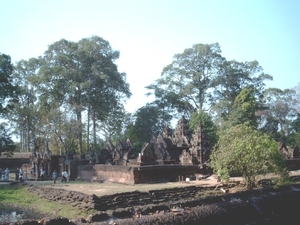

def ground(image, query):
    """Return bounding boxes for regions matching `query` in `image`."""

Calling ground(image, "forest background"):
[1,0,300,156]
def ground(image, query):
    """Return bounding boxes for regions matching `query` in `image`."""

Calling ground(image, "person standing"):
[52,170,57,184]
[23,170,27,181]
[15,168,19,181]
[62,170,68,183]
[41,169,45,181]
[5,168,10,181]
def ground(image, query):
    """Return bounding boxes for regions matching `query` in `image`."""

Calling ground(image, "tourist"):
[62,170,68,183]
[19,172,23,182]
[41,169,45,181]
[24,170,27,181]
[52,170,57,184]
[15,168,19,181]
[5,168,10,181]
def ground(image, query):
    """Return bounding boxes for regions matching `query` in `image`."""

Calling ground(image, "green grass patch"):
[0,184,93,219]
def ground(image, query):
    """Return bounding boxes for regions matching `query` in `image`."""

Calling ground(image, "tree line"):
[1,36,300,160]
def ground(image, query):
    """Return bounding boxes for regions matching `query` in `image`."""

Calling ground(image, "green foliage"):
[260,88,298,142]
[131,104,164,142]
[0,53,18,114]
[287,132,300,148]
[9,36,131,154]
[210,124,288,190]
[189,110,218,147]
[221,88,258,130]
[212,60,271,121]
[290,113,300,133]
[0,123,16,156]
[146,43,224,116]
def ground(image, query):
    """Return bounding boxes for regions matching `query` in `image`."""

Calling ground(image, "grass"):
[0,184,94,219]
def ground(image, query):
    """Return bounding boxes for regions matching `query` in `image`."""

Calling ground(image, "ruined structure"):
[98,139,134,166]
[293,146,300,158]
[29,147,66,180]
[136,116,211,167]
[279,142,291,159]
[77,116,213,184]
[190,123,211,165]
[3,115,300,184]
[278,143,300,171]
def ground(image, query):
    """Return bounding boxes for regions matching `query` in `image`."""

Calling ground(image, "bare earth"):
[27,175,242,196]
[12,170,298,196]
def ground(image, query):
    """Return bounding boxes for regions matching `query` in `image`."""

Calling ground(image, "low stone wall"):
[287,159,300,170]
[27,184,215,211]
[77,164,135,184]
[27,185,96,210]
[26,184,300,224]
[0,158,30,172]
[76,164,206,184]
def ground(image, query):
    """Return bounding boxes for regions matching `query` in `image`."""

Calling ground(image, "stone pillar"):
[35,163,39,180]
[47,163,51,177]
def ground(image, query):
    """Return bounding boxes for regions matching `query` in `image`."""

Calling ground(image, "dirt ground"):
[26,174,243,196]
[3,170,300,196]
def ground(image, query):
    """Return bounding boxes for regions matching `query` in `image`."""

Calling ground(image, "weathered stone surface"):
[7,183,300,225]
[86,212,109,223]
[13,220,39,225]
[43,217,69,225]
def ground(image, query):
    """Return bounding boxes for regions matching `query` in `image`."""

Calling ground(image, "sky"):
[1,0,300,114]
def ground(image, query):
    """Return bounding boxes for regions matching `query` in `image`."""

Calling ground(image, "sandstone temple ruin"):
[13,116,211,184]
[2,116,300,184]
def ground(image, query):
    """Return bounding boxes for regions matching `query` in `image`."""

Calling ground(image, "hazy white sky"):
[1,0,299,113]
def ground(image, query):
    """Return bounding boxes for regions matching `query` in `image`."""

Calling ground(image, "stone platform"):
[77,164,209,184]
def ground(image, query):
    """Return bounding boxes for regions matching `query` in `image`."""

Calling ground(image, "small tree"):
[210,124,288,190]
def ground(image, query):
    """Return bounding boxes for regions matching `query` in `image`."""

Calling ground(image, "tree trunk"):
[76,109,83,154]
[87,103,90,151]
[92,110,97,150]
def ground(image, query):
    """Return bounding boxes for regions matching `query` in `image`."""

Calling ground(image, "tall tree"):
[0,123,16,156]
[211,60,272,121]
[220,88,258,130]
[0,53,18,155]
[260,88,298,142]
[39,36,131,154]
[146,43,224,116]
[0,53,18,114]
[11,58,41,152]
[124,103,171,152]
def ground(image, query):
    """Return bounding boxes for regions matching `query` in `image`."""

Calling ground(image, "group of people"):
[52,170,68,183]
[15,168,26,182]
[0,168,10,181]
[1,167,68,183]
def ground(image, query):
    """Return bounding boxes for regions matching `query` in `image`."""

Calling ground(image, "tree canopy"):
[0,53,18,156]
[2,39,299,169]
[9,36,131,155]
[0,53,18,114]
[146,43,225,115]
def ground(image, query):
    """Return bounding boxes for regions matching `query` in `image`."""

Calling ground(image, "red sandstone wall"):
[76,164,204,184]
[77,165,135,184]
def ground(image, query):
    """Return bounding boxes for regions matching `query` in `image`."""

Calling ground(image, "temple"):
[2,116,299,184]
